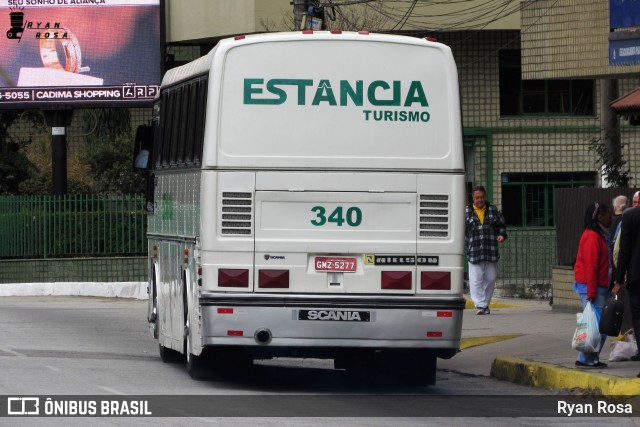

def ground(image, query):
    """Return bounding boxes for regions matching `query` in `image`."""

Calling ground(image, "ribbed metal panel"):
[418,194,449,238]
[220,192,253,236]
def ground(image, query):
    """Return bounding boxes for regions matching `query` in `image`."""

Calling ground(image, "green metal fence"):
[0,194,146,258]
[497,227,556,299]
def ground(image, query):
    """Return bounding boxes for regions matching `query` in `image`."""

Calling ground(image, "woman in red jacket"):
[573,202,612,368]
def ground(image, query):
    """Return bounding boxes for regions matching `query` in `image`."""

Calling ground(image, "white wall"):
[165,0,256,42]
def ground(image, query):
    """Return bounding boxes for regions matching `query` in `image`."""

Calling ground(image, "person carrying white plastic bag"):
[572,202,612,368]
[572,301,601,353]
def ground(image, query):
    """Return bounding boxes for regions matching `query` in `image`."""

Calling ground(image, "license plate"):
[315,257,357,272]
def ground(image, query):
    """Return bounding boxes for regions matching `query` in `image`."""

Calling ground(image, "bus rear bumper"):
[199,293,464,355]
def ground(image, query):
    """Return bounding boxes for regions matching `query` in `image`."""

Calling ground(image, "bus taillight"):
[421,271,451,290]
[218,269,249,288]
[381,271,412,290]
[258,270,289,288]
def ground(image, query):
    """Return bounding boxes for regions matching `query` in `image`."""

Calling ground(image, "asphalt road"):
[0,296,635,427]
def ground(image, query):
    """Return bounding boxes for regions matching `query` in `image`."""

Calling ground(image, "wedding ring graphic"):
[39,28,89,74]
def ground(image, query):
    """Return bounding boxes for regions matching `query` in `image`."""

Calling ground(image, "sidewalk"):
[439,297,640,397]
[0,282,147,299]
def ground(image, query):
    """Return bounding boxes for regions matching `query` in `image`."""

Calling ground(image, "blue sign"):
[610,0,640,29]
[610,37,640,65]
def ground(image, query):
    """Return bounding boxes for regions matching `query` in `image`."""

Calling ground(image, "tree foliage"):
[589,137,631,188]
[2,108,145,195]
[0,110,46,194]
[80,108,145,194]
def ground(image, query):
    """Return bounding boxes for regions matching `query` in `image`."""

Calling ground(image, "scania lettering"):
[303,310,366,321]
[138,31,465,386]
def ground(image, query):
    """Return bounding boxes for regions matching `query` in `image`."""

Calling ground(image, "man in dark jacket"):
[613,205,640,365]
[465,185,507,315]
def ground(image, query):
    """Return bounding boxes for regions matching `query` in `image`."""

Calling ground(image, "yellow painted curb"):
[464,299,525,309]
[460,334,523,350]
[491,355,640,397]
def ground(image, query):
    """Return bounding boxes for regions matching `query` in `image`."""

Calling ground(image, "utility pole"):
[293,0,327,30]
[293,0,306,30]
[601,79,621,159]
[600,78,622,186]
[44,110,74,196]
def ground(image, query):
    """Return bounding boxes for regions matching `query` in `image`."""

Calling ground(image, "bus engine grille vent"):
[220,192,253,236]
[418,194,449,238]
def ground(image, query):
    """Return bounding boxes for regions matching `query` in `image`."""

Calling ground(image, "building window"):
[501,172,596,227]
[499,50,595,116]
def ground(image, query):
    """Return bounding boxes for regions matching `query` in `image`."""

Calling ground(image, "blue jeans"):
[576,291,608,365]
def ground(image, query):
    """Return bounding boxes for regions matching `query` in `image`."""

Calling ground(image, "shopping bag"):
[599,295,624,337]
[572,302,601,352]
[608,330,638,361]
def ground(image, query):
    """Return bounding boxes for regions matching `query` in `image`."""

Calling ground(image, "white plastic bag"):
[608,330,638,362]
[572,302,601,353]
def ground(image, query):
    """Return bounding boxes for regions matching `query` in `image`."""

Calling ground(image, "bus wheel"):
[159,343,184,364]
[394,352,437,386]
[185,319,208,380]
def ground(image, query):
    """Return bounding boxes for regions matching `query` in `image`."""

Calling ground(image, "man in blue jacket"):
[465,185,508,315]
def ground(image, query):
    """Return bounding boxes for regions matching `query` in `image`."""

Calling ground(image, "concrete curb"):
[460,335,523,350]
[491,355,640,396]
[464,299,525,309]
[0,282,148,299]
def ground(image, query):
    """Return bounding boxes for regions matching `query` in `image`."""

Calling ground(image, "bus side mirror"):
[133,124,152,169]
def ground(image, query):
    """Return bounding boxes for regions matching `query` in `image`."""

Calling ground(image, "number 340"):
[310,206,362,227]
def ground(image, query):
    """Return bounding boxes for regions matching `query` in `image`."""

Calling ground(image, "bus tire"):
[395,352,437,386]
[159,343,184,364]
[185,320,209,380]
[186,352,208,380]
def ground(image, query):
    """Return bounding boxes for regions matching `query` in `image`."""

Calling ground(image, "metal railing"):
[0,194,146,258]
[497,227,556,299]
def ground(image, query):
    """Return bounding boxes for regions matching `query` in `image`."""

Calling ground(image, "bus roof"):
[160,31,451,89]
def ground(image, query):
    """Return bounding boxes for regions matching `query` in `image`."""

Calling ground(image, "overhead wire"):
[457,0,561,69]
[310,0,526,32]
[391,0,419,31]
[317,0,558,72]
[365,0,526,31]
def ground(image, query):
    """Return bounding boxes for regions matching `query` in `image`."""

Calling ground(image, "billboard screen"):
[0,0,161,108]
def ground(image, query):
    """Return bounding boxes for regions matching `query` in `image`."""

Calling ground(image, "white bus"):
[139,31,466,385]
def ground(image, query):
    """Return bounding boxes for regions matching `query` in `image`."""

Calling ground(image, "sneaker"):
[484,307,491,315]
[630,353,640,361]
[476,308,485,315]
